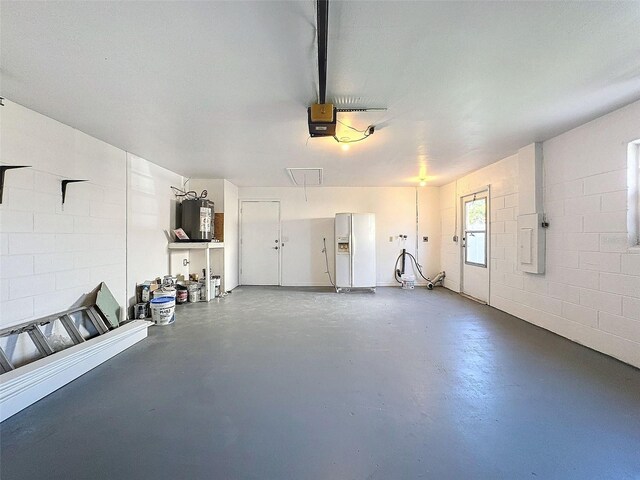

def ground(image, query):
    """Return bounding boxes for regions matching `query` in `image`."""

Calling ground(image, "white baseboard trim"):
[0,320,152,422]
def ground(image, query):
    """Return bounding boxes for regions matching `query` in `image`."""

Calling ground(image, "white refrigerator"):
[335,213,376,292]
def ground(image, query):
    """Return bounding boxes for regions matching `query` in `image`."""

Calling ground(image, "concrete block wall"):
[439,154,519,293]
[1,101,127,330]
[1,100,188,344]
[441,99,640,368]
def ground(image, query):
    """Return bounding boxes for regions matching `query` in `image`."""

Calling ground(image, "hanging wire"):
[170,186,207,200]
[322,237,337,290]
[337,119,370,133]
[303,174,308,202]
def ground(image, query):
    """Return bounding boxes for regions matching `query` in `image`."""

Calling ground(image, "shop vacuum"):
[394,248,445,290]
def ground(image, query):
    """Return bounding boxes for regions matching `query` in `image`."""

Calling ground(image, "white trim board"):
[0,320,152,422]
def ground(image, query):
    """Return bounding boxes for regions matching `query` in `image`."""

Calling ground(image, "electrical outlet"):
[389,236,393,242]
[453,235,459,242]
[422,236,428,242]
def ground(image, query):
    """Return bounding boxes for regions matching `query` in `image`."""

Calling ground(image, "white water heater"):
[335,213,376,292]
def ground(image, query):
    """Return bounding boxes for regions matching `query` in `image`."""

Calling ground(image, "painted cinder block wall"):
[0,100,186,333]
[0,101,127,329]
[440,99,640,368]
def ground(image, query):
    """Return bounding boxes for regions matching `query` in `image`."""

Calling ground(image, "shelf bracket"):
[0,165,31,204]
[61,179,88,205]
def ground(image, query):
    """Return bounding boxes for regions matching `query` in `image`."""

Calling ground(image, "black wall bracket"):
[0,165,30,204]
[61,179,88,204]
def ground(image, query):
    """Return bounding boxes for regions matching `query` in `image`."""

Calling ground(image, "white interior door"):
[240,201,280,285]
[461,191,489,303]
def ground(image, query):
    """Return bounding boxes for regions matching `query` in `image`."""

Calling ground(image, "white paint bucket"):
[401,274,415,290]
[153,287,176,299]
[150,296,176,325]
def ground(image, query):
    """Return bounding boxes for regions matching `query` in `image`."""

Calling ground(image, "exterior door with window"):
[461,191,489,303]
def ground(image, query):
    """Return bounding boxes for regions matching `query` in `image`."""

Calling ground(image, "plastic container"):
[153,287,176,299]
[150,296,176,325]
[188,284,200,303]
[401,274,415,290]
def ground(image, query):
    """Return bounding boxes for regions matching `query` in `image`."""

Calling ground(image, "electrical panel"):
[517,213,545,274]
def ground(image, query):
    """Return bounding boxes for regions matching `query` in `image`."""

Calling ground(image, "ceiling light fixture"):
[418,165,428,186]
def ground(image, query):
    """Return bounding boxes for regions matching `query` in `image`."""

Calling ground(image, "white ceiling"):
[2,1,639,187]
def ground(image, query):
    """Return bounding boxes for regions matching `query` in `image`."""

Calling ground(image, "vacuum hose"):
[394,250,444,290]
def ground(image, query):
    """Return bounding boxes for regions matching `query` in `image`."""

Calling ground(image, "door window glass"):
[464,197,487,266]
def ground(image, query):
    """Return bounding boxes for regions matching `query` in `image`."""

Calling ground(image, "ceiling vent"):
[286,168,323,186]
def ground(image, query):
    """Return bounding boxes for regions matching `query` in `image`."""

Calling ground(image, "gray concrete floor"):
[1,286,639,479]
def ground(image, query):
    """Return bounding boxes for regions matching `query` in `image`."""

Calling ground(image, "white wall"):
[1,99,188,342]
[126,153,185,311]
[0,100,127,330]
[188,179,224,214]
[223,180,239,290]
[439,155,519,292]
[441,99,640,368]
[178,178,239,292]
[238,186,441,286]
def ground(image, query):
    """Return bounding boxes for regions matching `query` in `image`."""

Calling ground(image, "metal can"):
[134,303,148,319]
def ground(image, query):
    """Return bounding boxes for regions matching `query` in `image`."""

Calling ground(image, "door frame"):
[459,186,491,304]
[239,199,282,286]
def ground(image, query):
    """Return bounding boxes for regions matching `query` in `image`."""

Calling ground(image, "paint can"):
[188,284,200,303]
[163,275,177,287]
[212,275,221,297]
[176,285,188,304]
[401,274,415,290]
[150,296,176,325]
[134,302,148,319]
